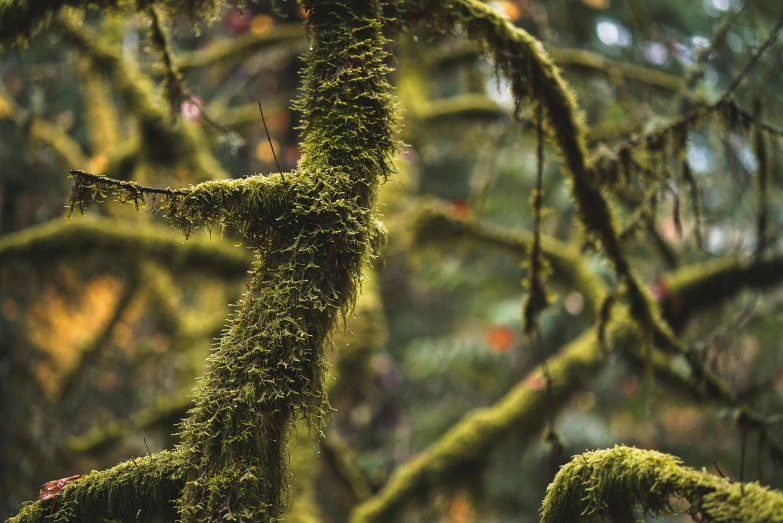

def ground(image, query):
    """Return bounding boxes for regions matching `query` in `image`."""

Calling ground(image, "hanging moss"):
[146,6,188,120]
[541,446,783,522]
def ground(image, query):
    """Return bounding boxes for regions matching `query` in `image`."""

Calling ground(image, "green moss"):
[541,446,783,522]
[6,451,185,523]
[0,0,221,48]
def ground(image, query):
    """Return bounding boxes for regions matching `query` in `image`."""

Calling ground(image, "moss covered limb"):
[419,41,686,94]
[412,198,606,316]
[0,0,117,48]
[660,253,783,332]
[0,216,251,276]
[6,450,185,523]
[349,249,783,522]
[540,446,783,522]
[68,170,293,242]
[66,390,193,454]
[52,14,229,180]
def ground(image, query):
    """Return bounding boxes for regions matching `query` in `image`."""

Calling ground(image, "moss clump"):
[6,451,185,523]
[541,445,783,522]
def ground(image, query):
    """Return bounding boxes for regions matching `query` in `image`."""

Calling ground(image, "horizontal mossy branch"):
[53,15,229,180]
[68,169,294,242]
[411,93,507,126]
[0,215,251,276]
[411,198,606,317]
[349,314,628,523]
[6,451,185,523]
[66,390,194,454]
[540,446,783,522]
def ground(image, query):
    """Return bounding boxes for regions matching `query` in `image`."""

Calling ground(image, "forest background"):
[1,0,783,521]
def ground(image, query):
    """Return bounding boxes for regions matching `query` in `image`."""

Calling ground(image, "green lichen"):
[541,446,783,522]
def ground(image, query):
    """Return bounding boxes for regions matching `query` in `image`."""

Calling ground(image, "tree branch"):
[53,14,229,181]
[6,451,185,523]
[541,446,783,522]
[411,198,606,316]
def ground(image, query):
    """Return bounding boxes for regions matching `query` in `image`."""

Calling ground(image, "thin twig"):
[258,101,286,182]
[69,170,186,197]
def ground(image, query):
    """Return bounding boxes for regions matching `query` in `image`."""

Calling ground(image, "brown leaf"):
[38,474,83,501]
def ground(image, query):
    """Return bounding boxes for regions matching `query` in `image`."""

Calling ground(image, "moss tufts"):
[541,445,783,522]
[6,451,185,523]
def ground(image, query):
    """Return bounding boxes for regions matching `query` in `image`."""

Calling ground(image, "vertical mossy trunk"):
[176,1,395,521]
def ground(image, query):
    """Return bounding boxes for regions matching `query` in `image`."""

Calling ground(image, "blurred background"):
[1,0,783,521]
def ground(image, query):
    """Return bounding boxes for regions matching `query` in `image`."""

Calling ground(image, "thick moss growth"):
[541,446,783,522]
[7,451,185,523]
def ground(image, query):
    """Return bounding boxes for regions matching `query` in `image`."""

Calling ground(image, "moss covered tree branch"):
[6,451,185,523]
[67,169,293,241]
[541,446,783,522]
[0,0,221,48]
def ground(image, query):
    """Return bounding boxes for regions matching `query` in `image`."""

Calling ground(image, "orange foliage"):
[25,272,124,397]
[487,324,516,352]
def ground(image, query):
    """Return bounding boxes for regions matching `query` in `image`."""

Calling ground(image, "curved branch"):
[540,446,783,522]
